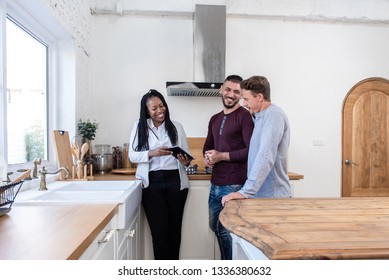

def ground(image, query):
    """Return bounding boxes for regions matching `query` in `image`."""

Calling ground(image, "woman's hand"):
[148,146,172,158]
[177,153,191,166]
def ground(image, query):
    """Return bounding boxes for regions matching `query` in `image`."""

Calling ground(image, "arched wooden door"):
[342,77,389,196]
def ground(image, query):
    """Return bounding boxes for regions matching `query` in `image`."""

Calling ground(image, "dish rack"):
[0,181,24,216]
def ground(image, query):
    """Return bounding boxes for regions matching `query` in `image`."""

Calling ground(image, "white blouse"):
[147,118,178,171]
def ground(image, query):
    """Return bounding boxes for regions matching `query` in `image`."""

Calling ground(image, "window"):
[6,17,48,165]
[0,0,70,175]
[1,1,75,177]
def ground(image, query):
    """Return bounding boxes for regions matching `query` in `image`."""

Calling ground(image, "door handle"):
[97,230,114,243]
[127,229,135,238]
[345,160,358,166]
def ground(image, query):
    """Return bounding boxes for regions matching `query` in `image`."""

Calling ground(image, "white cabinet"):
[180,180,220,260]
[80,207,141,260]
[141,180,220,260]
[117,207,140,260]
[231,233,268,260]
[79,220,116,260]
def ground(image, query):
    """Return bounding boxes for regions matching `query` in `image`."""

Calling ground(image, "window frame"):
[1,0,58,173]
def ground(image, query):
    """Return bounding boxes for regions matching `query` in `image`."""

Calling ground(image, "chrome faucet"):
[39,166,69,191]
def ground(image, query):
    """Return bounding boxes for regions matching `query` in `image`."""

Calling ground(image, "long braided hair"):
[133,89,178,151]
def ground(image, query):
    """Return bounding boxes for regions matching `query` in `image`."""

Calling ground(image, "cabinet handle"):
[97,230,114,243]
[127,229,135,238]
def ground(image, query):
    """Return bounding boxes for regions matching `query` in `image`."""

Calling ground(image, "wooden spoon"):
[71,143,80,160]
[80,142,89,160]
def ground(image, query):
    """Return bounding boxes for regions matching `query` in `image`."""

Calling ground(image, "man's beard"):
[222,97,239,109]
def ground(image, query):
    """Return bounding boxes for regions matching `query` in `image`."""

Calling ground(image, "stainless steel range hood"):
[167,4,226,97]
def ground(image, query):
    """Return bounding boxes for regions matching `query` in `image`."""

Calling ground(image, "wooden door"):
[342,77,389,196]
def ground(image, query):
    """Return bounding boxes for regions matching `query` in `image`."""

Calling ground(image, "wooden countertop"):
[0,204,117,259]
[95,170,304,181]
[188,172,303,181]
[220,197,389,260]
[94,173,136,180]
[286,172,304,180]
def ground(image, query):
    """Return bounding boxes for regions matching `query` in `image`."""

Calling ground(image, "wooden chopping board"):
[111,168,136,175]
[52,130,74,180]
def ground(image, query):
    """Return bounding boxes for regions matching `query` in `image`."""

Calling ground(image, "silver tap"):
[32,158,41,178]
[39,166,69,191]
[7,172,13,183]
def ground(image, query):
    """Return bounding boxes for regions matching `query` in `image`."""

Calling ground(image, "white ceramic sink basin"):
[29,190,126,201]
[14,180,142,229]
[43,180,137,191]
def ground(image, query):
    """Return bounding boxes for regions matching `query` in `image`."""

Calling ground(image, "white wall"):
[36,0,389,198]
[90,1,389,198]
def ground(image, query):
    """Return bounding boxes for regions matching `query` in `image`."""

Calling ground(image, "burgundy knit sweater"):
[203,106,254,185]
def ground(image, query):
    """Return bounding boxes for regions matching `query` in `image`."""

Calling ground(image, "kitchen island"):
[220,197,389,260]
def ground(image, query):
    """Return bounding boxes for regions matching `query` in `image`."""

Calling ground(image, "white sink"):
[42,180,137,191]
[29,190,126,201]
[14,180,142,229]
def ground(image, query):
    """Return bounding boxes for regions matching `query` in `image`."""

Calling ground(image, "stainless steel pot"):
[91,153,113,174]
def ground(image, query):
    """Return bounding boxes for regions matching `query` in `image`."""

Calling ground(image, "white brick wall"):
[45,0,93,120]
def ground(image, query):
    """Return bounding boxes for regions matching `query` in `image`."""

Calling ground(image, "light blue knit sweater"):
[239,104,291,198]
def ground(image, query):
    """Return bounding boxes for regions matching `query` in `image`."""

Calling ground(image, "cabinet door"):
[117,207,140,260]
[180,181,216,260]
[79,229,116,260]
[117,227,127,260]
[126,209,139,260]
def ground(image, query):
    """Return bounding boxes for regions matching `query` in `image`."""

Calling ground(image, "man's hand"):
[221,192,245,207]
[204,149,229,165]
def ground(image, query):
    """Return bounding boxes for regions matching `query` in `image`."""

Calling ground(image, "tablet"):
[166,146,194,160]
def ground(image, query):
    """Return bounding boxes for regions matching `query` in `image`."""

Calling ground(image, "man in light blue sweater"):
[221,75,291,205]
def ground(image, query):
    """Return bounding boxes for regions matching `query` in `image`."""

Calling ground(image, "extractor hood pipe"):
[166,4,226,97]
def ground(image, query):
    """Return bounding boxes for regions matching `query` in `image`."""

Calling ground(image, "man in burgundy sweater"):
[203,75,254,260]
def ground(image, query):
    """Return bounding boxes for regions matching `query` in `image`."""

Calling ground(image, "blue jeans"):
[209,184,243,260]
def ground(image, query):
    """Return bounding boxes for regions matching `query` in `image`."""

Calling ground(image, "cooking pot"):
[91,153,113,174]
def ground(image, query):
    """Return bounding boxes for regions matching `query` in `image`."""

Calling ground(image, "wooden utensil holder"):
[68,163,95,181]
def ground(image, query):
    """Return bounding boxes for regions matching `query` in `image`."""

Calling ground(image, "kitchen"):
[1,0,389,263]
